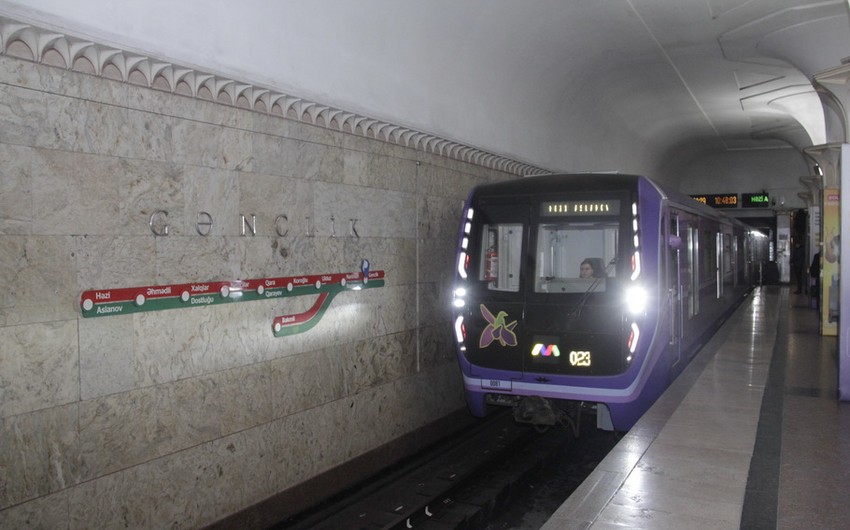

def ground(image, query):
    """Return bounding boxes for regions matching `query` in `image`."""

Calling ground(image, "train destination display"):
[540,200,621,216]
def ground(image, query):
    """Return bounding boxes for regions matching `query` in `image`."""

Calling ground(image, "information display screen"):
[690,193,738,209]
[742,193,770,208]
[540,200,621,216]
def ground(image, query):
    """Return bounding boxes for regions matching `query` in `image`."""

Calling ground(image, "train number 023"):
[569,350,591,367]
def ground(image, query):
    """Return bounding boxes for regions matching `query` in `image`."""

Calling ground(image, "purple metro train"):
[451,174,765,432]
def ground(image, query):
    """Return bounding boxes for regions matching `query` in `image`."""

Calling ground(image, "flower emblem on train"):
[479,304,518,348]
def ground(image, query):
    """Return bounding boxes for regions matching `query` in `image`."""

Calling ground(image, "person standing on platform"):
[810,251,821,308]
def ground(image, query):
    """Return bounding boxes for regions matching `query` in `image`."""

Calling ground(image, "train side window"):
[480,223,522,292]
[688,226,699,317]
[701,229,716,288]
[723,232,734,287]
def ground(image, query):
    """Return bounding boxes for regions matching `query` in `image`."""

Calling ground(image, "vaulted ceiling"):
[2,0,849,182]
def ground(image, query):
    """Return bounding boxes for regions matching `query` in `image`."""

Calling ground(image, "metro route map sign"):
[80,264,384,337]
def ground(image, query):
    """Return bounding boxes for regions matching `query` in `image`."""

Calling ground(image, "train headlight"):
[625,285,648,315]
[453,287,467,308]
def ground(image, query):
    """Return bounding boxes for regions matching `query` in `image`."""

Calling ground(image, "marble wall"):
[0,52,511,528]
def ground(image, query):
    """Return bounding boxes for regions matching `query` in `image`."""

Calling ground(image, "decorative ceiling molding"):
[0,15,550,177]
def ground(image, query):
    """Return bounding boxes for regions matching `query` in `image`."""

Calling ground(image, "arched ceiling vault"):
[0,0,848,183]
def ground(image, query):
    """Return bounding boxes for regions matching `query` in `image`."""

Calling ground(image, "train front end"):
[450,175,662,432]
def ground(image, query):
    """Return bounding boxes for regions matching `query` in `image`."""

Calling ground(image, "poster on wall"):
[822,188,839,337]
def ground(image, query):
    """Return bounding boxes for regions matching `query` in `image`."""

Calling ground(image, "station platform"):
[541,286,850,529]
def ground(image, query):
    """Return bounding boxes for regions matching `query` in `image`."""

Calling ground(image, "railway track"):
[274,409,605,530]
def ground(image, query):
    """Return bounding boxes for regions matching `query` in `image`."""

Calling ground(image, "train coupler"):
[513,396,558,426]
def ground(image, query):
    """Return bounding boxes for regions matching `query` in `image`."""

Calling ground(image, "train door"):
[667,211,686,367]
[465,203,530,380]
[689,223,699,317]
[723,229,734,290]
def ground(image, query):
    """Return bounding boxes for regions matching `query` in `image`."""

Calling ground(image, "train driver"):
[579,258,604,279]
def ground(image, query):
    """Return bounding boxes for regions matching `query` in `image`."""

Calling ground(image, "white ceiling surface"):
[2,0,849,182]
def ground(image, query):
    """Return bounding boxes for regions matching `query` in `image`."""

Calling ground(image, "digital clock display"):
[690,194,738,209]
[540,200,621,216]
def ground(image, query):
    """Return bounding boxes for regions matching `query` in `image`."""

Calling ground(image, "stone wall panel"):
[0,46,512,527]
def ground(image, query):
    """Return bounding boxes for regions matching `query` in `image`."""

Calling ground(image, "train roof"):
[472,173,641,196]
[470,173,751,229]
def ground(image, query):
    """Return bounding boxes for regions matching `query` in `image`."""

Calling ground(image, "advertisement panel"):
[822,188,839,336]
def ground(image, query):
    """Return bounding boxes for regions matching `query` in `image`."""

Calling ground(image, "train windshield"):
[535,221,619,293]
